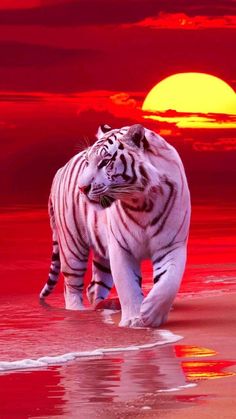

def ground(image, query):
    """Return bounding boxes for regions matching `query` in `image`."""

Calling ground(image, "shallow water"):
[0,204,235,417]
[0,293,182,367]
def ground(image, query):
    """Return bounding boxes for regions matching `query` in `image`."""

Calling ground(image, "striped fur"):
[40,124,191,327]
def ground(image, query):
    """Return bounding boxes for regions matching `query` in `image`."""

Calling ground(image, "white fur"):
[40,125,191,328]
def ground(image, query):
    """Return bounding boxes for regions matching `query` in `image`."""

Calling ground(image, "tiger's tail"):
[39,197,61,300]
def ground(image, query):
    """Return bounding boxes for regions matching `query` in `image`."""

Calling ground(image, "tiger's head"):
[78,124,155,208]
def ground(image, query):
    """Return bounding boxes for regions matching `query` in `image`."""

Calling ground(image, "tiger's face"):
[78,124,151,208]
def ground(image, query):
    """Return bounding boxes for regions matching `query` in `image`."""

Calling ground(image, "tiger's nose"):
[79,184,91,195]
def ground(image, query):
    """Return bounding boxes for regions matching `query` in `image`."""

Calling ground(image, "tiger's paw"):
[94,297,121,311]
[119,316,145,328]
[140,303,168,327]
[140,312,168,328]
[139,292,171,327]
[65,303,86,311]
[65,296,85,311]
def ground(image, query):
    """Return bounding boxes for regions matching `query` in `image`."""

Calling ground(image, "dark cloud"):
[0,41,103,92]
[0,27,236,93]
[0,0,235,27]
[0,93,45,102]
[0,41,101,67]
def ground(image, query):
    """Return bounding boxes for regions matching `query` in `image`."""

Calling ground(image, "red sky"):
[1,0,236,205]
[1,0,236,93]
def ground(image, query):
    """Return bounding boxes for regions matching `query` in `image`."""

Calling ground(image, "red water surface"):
[0,344,235,418]
[1,204,235,297]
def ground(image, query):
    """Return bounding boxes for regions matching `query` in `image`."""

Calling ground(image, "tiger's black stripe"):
[67,283,84,292]
[93,211,106,255]
[139,164,149,186]
[152,188,177,237]
[150,180,174,227]
[72,163,90,250]
[162,210,188,249]
[116,203,140,242]
[52,252,60,261]
[62,268,86,277]
[128,152,137,184]
[153,246,180,265]
[49,268,60,276]
[56,232,86,272]
[55,166,85,264]
[58,160,88,259]
[93,260,111,274]
[123,198,153,213]
[47,278,58,286]
[120,202,144,227]
[89,280,112,291]
[154,270,167,284]
[110,221,132,255]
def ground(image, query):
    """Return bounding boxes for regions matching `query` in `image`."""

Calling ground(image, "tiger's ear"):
[96,124,112,139]
[124,124,146,148]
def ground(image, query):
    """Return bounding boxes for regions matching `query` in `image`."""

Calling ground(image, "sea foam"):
[0,329,182,372]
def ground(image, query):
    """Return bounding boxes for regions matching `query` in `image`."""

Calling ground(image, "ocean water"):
[0,204,235,417]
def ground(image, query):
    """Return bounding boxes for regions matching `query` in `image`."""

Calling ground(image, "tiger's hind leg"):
[62,250,89,310]
[87,255,114,309]
[140,246,187,327]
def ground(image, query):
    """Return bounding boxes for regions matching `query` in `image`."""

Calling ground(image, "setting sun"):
[142,72,236,128]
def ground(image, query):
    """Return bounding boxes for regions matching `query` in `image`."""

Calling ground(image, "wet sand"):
[108,292,236,419]
[0,204,235,418]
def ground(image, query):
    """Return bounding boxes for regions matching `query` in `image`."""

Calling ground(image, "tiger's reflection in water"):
[57,344,192,417]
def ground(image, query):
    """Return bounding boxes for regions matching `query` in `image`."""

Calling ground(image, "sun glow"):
[142,73,236,128]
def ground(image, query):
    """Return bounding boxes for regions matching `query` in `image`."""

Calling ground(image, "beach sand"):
[106,292,236,419]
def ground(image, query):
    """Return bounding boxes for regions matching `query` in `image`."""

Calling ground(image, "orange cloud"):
[110,92,137,107]
[143,109,236,129]
[0,90,144,122]
[77,91,236,137]
[76,90,143,120]
[124,13,236,30]
[1,91,236,151]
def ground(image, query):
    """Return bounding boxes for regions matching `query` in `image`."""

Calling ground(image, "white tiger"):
[40,124,191,327]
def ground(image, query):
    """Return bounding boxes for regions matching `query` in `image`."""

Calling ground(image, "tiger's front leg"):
[140,246,187,327]
[109,240,144,327]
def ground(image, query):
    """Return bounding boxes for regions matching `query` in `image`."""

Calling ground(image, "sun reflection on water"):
[182,360,236,380]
